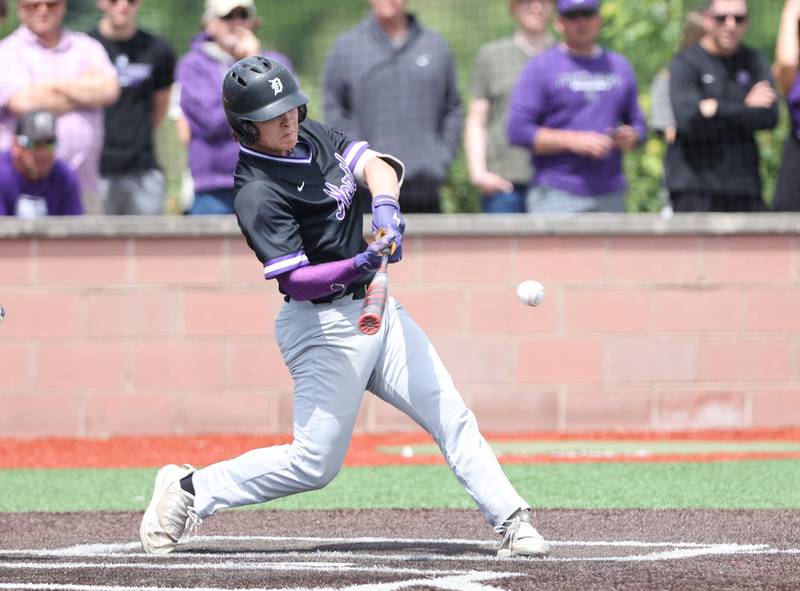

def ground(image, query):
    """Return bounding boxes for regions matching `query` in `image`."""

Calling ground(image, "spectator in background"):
[667,0,778,212]
[649,10,705,216]
[0,0,119,214]
[0,110,82,217]
[89,0,175,215]
[772,0,800,211]
[507,0,646,213]
[650,11,706,146]
[465,0,554,214]
[323,0,463,214]
[177,0,292,215]
[0,0,6,26]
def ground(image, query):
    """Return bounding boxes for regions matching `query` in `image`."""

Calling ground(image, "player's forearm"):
[775,9,799,95]
[532,128,580,155]
[464,100,489,180]
[276,259,363,301]
[364,157,400,200]
[7,85,78,116]
[152,88,171,129]
[52,72,119,108]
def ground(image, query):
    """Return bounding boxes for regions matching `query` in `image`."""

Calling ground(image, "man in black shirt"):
[89,0,176,214]
[667,0,778,212]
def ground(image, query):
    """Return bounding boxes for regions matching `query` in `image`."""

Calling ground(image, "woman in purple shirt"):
[176,0,292,215]
[773,0,800,211]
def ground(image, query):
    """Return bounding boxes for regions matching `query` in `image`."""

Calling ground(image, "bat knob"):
[358,313,381,335]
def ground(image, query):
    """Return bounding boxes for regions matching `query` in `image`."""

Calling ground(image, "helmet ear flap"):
[298,104,307,123]
[234,119,259,145]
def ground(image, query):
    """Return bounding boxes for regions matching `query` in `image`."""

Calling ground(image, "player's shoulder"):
[476,36,516,61]
[521,44,559,74]
[137,28,176,54]
[671,43,704,67]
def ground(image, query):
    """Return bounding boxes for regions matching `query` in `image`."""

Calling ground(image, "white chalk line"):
[0,560,506,578]
[0,535,756,558]
[1,535,798,591]
[0,536,796,569]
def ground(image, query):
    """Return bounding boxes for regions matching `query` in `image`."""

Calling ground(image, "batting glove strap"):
[372,194,400,208]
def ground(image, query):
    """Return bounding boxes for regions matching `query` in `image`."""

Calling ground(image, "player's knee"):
[289,447,343,491]
[299,464,340,491]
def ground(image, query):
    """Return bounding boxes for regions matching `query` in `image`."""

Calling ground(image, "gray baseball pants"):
[192,294,528,527]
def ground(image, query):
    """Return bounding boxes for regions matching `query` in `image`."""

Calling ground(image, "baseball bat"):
[357,254,389,335]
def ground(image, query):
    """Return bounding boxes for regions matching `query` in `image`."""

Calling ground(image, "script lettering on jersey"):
[323,153,357,220]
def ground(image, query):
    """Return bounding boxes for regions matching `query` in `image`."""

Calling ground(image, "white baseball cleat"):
[495,509,550,558]
[139,464,201,554]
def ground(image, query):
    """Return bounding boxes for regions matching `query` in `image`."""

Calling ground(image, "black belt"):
[284,283,367,304]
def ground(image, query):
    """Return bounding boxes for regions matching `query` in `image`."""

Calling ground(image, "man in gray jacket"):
[323,0,463,213]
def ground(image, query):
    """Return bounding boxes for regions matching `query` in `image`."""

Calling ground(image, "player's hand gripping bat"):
[357,231,395,335]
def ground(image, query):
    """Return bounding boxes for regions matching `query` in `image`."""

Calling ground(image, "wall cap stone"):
[2,213,800,239]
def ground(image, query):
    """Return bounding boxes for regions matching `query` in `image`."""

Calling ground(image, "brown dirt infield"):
[1,508,798,590]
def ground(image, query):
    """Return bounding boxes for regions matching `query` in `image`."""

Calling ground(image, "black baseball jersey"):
[234,120,373,287]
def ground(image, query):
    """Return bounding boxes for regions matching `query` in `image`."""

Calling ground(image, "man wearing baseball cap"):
[507,0,646,213]
[0,110,82,217]
[175,0,293,214]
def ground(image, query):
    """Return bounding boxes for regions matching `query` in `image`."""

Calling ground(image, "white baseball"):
[516,280,544,306]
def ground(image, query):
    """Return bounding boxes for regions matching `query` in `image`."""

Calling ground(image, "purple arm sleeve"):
[277,258,364,301]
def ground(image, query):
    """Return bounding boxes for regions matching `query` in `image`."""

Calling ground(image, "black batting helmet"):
[223,56,310,145]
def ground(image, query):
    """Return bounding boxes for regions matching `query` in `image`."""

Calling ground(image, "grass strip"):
[1,460,798,513]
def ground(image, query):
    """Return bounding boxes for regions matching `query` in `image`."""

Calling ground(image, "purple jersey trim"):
[343,141,370,172]
[240,141,313,164]
[264,251,310,279]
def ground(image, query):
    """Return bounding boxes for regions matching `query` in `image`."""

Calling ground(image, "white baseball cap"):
[204,0,256,19]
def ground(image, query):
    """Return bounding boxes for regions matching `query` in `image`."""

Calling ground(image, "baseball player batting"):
[139,56,549,559]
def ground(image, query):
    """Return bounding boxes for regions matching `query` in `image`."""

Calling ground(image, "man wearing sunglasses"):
[175,0,293,215]
[0,109,82,217]
[507,0,646,213]
[666,0,778,212]
[0,0,119,214]
[89,0,176,215]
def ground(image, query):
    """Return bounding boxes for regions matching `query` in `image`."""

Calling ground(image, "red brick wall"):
[2,229,799,437]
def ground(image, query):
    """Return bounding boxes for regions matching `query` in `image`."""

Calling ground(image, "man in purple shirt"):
[0,110,82,217]
[507,0,646,213]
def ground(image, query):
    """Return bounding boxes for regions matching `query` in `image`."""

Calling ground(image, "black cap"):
[16,110,57,146]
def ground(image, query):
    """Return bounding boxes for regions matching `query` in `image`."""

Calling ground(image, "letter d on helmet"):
[223,56,310,145]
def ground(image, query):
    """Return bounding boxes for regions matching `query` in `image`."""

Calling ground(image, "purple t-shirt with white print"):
[507,44,646,196]
[0,151,83,217]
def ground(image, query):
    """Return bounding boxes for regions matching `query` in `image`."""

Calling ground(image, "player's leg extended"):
[191,297,381,518]
[367,298,527,525]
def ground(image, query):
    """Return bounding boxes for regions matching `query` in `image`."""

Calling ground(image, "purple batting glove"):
[354,230,399,273]
[371,195,404,263]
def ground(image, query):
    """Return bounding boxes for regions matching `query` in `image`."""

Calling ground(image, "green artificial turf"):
[379,440,800,456]
[1,460,799,513]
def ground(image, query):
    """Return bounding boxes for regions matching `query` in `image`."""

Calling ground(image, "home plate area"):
[0,509,798,590]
